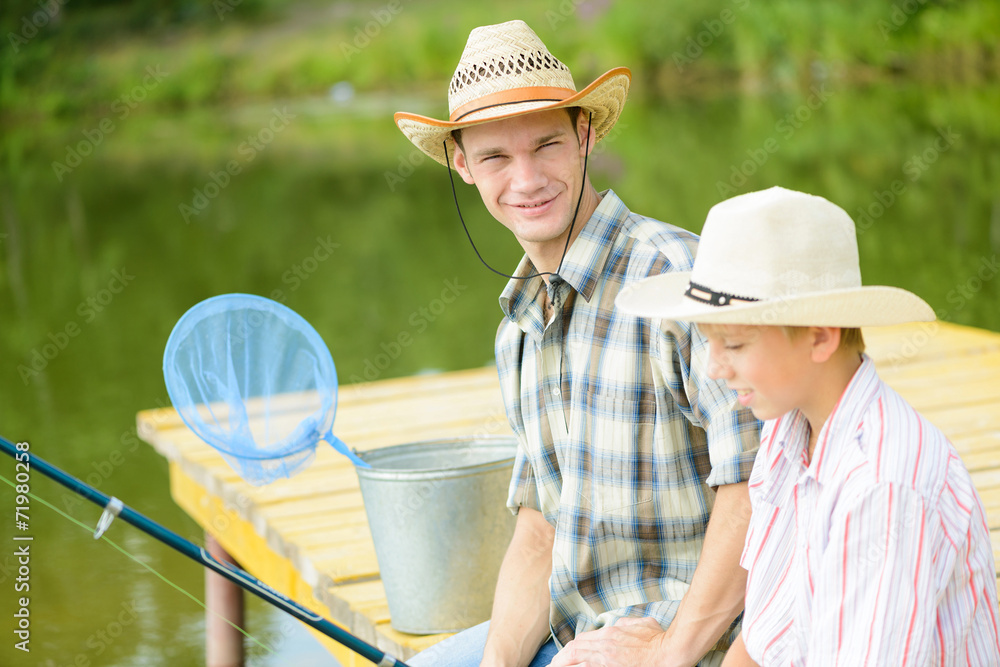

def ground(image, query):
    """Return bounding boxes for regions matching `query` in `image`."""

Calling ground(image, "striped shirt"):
[741,355,1000,665]
[496,190,760,650]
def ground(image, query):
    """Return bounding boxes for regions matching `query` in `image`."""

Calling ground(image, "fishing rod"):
[0,435,409,667]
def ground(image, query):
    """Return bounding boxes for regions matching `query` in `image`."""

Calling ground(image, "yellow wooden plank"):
[339,366,499,404]
[878,351,1000,386]
[971,468,1000,492]
[168,462,373,666]
[136,365,502,448]
[326,579,392,623]
[866,322,1000,369]
[990,530,1000,574]
[139,320,1000,662]
[909,403,1000,439]
[888,376,1000,411]
[951,434,1000,457]
[960,449,1000,474]
[373,621,448,659]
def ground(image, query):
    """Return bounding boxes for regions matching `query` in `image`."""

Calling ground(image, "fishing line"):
[444,110,594,281]
[0,471,275,655]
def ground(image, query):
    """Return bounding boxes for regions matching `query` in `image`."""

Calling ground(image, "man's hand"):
[549,617,667,667]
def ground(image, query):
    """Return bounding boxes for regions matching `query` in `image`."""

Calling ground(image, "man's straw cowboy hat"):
[616,187,936,327]
[394,20,630,168]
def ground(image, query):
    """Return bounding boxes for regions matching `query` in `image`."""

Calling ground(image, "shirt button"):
[552,387,560,397]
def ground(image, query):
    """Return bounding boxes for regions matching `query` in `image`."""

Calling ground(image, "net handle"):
[326,431,370,468]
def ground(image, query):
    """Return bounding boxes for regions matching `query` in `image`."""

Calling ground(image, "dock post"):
[206,534,245,667]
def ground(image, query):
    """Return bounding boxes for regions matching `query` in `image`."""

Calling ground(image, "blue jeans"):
[406,621,558,667]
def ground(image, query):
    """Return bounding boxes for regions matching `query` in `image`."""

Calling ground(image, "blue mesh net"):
[163,294,367,486]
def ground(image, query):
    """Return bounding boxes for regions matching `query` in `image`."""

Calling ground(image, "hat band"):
[685,281,760,307]
[450,85,576,122]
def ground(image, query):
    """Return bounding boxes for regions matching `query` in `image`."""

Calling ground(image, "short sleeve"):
[654,319,761,488]
[505,437,540,515]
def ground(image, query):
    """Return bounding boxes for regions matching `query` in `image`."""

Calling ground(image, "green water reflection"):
[1,83,998,665]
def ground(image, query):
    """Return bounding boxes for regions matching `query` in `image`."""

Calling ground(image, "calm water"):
[1,82,999,665]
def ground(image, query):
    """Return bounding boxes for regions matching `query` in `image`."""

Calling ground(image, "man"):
[394,20,760,667]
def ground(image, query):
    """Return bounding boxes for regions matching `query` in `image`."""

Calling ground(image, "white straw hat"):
[616,187,936,327]
[394,20,630,168]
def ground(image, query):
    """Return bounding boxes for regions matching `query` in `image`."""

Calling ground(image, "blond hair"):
[697,324,866,354]
[782,326,865,353]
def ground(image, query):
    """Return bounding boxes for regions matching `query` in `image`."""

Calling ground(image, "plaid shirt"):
[495,190,760,649]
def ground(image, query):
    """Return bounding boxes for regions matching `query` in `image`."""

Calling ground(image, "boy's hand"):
[549,617,669,667]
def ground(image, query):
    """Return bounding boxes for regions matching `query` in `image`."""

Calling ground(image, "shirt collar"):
[775,354,881,481]
[498,189,626,328]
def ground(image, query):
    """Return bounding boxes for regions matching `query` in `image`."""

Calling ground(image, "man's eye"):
[724,344,743,351]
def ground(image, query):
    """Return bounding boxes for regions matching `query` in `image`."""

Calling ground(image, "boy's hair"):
[451,106,583,153]
[698,323,866,354]
[783,326,865,354]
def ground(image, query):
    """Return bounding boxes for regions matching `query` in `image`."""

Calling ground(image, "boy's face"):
[701,324,814,421]
[452,108,592,258]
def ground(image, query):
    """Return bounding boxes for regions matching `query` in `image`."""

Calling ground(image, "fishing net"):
[163,294,367,486]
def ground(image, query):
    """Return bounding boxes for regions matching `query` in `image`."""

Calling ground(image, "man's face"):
[452,109,592,259]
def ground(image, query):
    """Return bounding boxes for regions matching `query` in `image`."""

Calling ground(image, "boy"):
[616,186,1000,665]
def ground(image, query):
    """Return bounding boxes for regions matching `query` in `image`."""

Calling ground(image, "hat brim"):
[394,67,631,168]
[616,272,937,327]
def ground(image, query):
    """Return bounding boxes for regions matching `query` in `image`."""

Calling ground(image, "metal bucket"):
[356,436,518,635]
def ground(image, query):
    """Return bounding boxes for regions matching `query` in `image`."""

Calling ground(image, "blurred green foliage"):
[2,0,998,122]
[0,4,997,664]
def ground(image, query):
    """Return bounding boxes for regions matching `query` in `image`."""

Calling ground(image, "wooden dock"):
[137,321,1000,665]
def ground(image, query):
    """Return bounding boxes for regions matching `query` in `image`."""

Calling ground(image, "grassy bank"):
[2,0,998,124]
